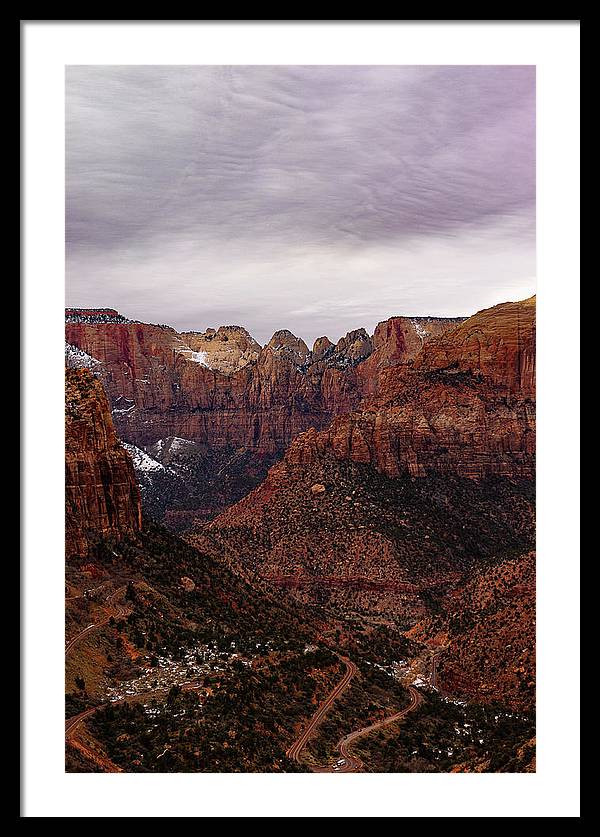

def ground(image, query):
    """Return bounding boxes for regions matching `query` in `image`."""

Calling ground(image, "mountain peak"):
[266,330,310,363]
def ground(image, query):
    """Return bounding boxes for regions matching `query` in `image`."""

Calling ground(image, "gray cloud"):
[66,65,535,345]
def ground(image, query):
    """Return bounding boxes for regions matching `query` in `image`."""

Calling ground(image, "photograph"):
[63,64,538,775]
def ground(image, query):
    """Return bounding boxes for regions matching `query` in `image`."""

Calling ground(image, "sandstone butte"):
[65,366,142,560]
[65,309,465,457]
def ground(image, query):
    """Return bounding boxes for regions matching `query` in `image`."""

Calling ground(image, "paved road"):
[286,655,424,773]
[65,706,98,738]
[323,686,422,773]
[286,656,357,764]
[65,586,130,658]
[65,680,206,742]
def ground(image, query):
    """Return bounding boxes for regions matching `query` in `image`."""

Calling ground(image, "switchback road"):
[286,655,424,773]
[286,656,357,764]
[320,686,422,773]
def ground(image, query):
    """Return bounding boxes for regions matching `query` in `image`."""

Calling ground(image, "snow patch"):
[190,350,209,366]
[411,319,429,345]
[65,343,102,371]
[121,442,166,474]
[168,437,196,453]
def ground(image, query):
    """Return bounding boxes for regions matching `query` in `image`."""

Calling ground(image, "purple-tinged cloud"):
[66,65,535,345]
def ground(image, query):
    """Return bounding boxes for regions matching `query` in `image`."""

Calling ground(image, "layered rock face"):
[198,296,536,614]
[65,313,462,456]
[415,297,536,397]
[180,325,261,374]
[356,315,465,399]
[66,367,142,560]
[284,298,536,480]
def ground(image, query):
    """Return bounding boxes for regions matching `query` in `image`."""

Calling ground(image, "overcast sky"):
[66,65,535,346]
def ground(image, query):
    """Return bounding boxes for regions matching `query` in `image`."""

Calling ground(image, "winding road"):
[286,656,357,764]
[65,680,207,743]
[66,575,446,773]
[324,686,422,773]
[65,706,98,738]
[65,586,131,658]
[286,654,425,773]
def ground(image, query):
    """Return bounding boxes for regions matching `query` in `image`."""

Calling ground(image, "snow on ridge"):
[410,319,429,342]
[121,442,166,474]
[166,436,196,452]
[190,350,209,366]
[173,338,212,368]
[65,343,102,371]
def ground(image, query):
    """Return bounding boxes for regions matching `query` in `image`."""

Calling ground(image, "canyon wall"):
[65,367,142,560]
[198,297,536,613]
[284,297,536,480]
[65,314,463,456]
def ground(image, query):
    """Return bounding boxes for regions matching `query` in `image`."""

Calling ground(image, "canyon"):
[65,308,466,524]
[65,296,536,717]
[192,297,536,619]
[65,308,466,454]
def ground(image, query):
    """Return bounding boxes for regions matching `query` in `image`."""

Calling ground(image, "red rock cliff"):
[65,367,142,560]
[283,297,536,480]
[65,313,461,455]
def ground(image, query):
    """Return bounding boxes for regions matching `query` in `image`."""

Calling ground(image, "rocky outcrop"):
[356,316,466,400]
[66,367,142,560]
[283,298,536,480]
[285,383,535,481]
[311,336,335,361]
[415,297,536,397]
[266,329,311,365]
[180,325,261,374]
[333,328,373,365]
[65,311,461,458]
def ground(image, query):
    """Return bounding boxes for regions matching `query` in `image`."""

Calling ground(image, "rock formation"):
[65,310,464,523]
[65,312,463,456]
[180,325,261,374]
[196,296,536,613]
[65,299,534,533]
[65,367,142,560]
[283,298,536,480]
[415,297,536,397]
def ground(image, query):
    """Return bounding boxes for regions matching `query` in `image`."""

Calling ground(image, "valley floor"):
[65,527,535,774]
